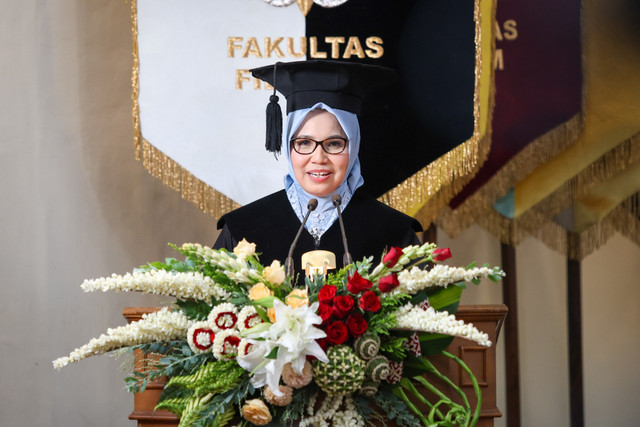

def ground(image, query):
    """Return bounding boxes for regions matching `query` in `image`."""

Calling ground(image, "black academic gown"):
[214,189,422,273]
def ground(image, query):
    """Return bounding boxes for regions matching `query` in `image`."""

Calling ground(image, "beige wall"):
[443,227,640,427]
[2,2,639,426]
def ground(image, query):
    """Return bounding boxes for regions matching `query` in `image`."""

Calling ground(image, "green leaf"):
[401,354,431,377]
[265,347,279,359]
[124,376,143,394]
[242,322,272,337]
[409,290,429,306]
[252,296,276,308]
[380,337,408,361]
[191,377,255,426]
[418,333,455,357]
[368,311,398,336]
[489,272,503,283]
[253,305,270,323]
[369,385,422,427]
[466,261,477,269]
[426,286,463,313]
[176,299,212,321]
[149,261,168,270]
[281,384,318,423]
[158,384,194,404]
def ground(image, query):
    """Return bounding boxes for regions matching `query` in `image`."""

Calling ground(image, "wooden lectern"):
[123,305,507,426]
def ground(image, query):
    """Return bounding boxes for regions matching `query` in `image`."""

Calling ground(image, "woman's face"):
[290,109,349,197]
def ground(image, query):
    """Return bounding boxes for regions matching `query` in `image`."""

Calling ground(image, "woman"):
[214,60,421,274]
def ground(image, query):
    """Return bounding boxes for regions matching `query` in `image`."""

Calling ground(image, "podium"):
[123,305,507,426]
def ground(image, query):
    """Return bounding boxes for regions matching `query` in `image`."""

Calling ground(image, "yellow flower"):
[267,307,277,323]
[240,399,272,425]
[263,260,286,285]
[286,289,309,308]
[233,238,256,260]
[248,283,273,301]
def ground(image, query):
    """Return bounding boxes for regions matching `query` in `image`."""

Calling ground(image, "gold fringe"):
[139,140,242,215]
[130,1,240,219]
[526,193,640,260]
[437,114,583,239]
[381,0,494,227]
[131,0,141,161]
[516,132,640,237]
[440,132,640,260]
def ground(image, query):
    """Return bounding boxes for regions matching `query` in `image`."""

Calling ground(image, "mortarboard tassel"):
[265,63,282,156]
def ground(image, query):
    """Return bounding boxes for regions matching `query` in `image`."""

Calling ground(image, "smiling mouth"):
[308,171,332,182]
[309,172,330,178]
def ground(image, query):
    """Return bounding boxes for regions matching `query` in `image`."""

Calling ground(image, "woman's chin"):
[301,182,339,198]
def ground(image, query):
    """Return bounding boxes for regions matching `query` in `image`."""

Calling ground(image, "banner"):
[437,0,640,260]
[436,0,582,239]
[131,0,492,220]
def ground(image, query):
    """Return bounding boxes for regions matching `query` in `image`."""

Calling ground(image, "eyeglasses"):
[290,137,349,155]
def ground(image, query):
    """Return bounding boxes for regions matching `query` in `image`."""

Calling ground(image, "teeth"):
[310,172,330,177]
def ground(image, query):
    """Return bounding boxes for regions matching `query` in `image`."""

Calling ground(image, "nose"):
[310,145,328,163]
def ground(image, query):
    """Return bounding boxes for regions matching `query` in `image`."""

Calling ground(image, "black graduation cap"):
[250,60,396,155]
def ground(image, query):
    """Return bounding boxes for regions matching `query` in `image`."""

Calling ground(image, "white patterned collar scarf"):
[283,102,364,246]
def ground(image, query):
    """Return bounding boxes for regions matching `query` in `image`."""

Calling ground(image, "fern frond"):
[178,394,213,427]
[155,396,192,416]
[166,360,245,397]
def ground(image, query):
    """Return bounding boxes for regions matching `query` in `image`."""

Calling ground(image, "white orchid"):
[237,299,328,396]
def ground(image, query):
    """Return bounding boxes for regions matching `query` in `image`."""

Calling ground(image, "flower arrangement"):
[54,240,504,426]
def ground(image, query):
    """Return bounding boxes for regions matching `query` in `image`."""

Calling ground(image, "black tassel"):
[265,93,282,156]
[265,62,282,156]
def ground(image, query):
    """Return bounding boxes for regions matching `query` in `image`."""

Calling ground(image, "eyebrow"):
[293,134,347,139]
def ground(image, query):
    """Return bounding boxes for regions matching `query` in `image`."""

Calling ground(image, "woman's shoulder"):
[216,190,289,229]
[346,190,423,233]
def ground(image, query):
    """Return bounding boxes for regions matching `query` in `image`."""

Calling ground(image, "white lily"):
[237,299,328,396]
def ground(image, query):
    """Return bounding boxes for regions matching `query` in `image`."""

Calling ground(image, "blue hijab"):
[283,102,364,245]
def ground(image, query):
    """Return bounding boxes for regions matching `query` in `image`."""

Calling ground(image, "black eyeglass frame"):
[289,137,349,155]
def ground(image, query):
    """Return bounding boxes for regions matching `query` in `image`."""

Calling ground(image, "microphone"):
[285,198,318,278]
[332,194,352,266]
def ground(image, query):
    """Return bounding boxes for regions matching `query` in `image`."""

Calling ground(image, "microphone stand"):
[285,198,318,278]
[332,194,352,267]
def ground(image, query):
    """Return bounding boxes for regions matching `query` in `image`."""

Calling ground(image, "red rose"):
[317,302,333,323]
[432,248,452,261]
[347,271,373,294]
[318,285,337,303]
[359,291,381,312]
[378,273,400,293]
[332,295,355,319]
[346,313,368,337]
[383,247,404,268]
[325,321,349,345]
